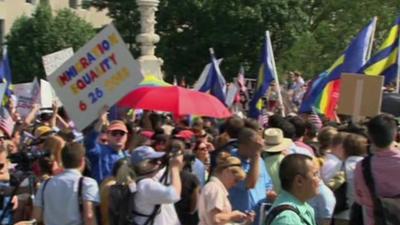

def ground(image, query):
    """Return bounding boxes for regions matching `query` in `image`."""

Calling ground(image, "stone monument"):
[136,0,163,79]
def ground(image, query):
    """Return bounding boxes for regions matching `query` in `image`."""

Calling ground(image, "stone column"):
[136,0,163,79]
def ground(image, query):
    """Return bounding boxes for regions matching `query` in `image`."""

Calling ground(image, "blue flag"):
[248,33,276,119]
[299,18,376,114]
[358,16,400,85]
[197,51,226,104]
[0,48,13,97]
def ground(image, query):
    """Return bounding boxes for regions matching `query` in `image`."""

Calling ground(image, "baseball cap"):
[34,126,54,139]
[107,120,128,133]
[130,146,165,166]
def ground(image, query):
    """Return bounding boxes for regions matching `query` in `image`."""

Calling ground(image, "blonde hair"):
[215,152,246,180]
[43,135,65,166]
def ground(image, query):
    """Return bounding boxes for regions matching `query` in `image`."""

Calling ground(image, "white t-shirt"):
[321,153,342,183]
[133,176,181,225]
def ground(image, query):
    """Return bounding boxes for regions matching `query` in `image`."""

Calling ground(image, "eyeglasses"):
[110,130,127,137]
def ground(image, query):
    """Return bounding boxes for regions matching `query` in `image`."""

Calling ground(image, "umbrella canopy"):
[138,75,171,87]
[118,86,231,118]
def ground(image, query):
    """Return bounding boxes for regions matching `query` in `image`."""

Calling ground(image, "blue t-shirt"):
[228,148,273,224]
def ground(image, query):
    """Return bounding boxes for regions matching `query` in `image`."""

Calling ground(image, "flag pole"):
[367,17,378,60]
[396,28,400,93]
[266,31,286,117]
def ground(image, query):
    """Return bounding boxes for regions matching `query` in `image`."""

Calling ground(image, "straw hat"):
[263,128,293,153]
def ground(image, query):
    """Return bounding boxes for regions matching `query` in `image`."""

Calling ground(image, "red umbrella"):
[118,86,231,118]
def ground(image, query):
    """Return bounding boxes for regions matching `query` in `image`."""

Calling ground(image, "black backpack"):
[108,183,160,225]
[264,204,312,225]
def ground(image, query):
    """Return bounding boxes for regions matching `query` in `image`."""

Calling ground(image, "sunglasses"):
[109,130,127,137]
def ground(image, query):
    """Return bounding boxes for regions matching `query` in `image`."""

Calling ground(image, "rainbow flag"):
[300,18,376,119]
[358,16,400,84]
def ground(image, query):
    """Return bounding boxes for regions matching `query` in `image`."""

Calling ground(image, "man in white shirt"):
[130,146,183,225]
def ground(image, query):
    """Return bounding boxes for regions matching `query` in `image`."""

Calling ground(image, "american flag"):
[0,107,15,137]
[237,65,247,92]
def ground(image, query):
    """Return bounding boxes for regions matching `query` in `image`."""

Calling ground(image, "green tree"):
[92,0,399,82]
[6,2,96,83]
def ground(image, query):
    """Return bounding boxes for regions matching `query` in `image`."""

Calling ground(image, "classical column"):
[136,0,163,79]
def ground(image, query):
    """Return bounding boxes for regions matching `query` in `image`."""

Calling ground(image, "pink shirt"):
[354,147,400,225]
[198,176,232,225]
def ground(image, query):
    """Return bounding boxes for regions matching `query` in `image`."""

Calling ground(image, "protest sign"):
[42,48,74,76]
[14,82,35,118]
[337,73,384,118]
[40,79,55,108]
[47,24,143,130]
[225,84,239,107]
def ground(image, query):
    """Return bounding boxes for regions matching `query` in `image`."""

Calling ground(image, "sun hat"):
[263,128,293,153]
[130,146,165,166]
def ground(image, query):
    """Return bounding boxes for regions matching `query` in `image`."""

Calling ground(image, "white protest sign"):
[14,82,35,118]
[40,79,54,108]
[47,24,143,130]
[42,48,74,76]
[225,84,239,107]
[31,77,41,104]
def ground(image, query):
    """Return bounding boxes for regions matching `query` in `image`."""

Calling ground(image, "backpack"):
[264,204,312,225]
[362,155,400,225]
[108,182,160,225]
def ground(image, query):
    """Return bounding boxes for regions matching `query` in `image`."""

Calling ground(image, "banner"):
[42,48,74,76]
[14,82,35,118]
[47,24,143,130]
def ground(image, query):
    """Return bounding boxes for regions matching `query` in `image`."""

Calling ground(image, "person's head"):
[130,146,165,177]
[330,132,349,158]
[224,116,245,139]
[193,140,210,163]
[278,120,296,139]
[244,118,261,133]
[0,144,9,176]
[279,154,320,202]
[61,142,86,171]
[214,152,246,189]
[317,126,338,155]
[112,159,136,185]
[263,128,293,154]
[288,116,306,141]
[343,134,367,158]
[367,114,398,149]
[43,135,65,164]
[152,134,168,152]
[106,120,128,150]
[238,128,264,158]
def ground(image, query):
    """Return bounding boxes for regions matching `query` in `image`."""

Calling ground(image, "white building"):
[0,0,111,44]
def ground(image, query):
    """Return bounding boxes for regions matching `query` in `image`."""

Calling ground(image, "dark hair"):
[305,121,318,139]
[288,116,306,140]
[244,118,260,132]
[238,128,258,146]
[367,114,397,148]
[225,116,245,138]
[279,154,312,191]
[61,142,85,169]
[343,134,367,157]
[268,115,284,128]
[278,121,295,139]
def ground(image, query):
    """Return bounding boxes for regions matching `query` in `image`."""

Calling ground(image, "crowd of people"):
[0,72,398,225]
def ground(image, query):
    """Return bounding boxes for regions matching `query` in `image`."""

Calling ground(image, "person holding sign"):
[84,106,129,184]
